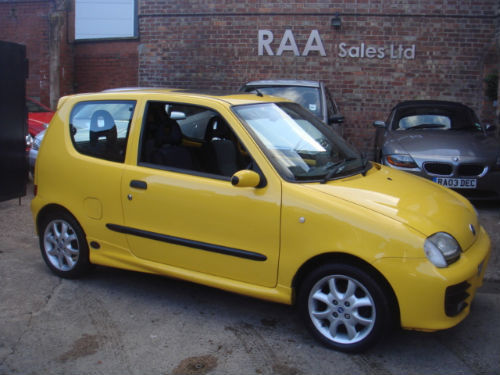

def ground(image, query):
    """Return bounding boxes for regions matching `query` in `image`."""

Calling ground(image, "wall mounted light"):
[9,7,17,20]
[331,13,341,30]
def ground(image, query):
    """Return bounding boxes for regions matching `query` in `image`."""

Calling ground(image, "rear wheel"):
[39,211,91,278]
[298,263,392,353]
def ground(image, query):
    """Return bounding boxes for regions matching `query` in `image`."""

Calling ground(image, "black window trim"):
[136,100,267,184]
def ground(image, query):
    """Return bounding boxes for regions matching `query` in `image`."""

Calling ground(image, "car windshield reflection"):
[247,86,322,118]
[233,102,364,181]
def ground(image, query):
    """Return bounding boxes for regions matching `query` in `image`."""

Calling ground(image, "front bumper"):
[373,225,491,331]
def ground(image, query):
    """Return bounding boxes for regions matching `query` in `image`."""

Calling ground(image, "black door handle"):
[130,180,147,189]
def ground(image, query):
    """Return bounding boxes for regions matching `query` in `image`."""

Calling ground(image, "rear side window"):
[70,101,135,162]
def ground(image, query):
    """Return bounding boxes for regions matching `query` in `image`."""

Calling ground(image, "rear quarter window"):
[69,101,135,162]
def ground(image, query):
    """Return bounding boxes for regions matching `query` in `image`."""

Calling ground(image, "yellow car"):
[31,89,491,352]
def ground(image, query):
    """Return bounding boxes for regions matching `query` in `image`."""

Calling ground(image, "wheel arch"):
[36,204,83,237]
[291,252,401,326]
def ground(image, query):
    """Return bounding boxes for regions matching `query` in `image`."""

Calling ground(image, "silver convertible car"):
[373,100,500,200]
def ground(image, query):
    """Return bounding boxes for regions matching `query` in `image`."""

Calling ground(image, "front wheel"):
[298,263,392,353]
[39,211,91,278]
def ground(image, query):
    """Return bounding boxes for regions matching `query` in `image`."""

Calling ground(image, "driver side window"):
[139,101,251,178]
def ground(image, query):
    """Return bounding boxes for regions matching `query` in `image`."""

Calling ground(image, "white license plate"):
[432,177,477,189]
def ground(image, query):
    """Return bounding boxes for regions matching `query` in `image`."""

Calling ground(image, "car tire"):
[298,263,392,353]
[39,211,91,278]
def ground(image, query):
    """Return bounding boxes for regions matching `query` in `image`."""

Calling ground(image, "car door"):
[118,100,282,287]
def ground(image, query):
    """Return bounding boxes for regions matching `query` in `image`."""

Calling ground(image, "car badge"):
[469,224,476,236]
[453,157,459,162]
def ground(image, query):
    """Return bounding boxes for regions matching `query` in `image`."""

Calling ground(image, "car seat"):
[204,116,238,177]
[151,121,194,170]
[89,110,118,160]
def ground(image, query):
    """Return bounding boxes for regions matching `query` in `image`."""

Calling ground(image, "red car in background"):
[26,97,53,149]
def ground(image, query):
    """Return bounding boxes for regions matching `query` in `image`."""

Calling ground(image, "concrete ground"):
[0,184,499,375]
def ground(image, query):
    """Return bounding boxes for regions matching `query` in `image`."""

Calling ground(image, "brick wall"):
[64,2,139,95]
[0,0,52,106]
[73,41,139,93]
[138,0,499,153]
[1,0,498,153]
[0,0,138,107]
[0,0,75,109]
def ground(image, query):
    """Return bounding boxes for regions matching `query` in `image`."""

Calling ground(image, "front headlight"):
[385,154,418,168]
[424,232,461,268]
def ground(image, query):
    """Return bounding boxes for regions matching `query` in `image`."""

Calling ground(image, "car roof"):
[102,87,231,96]
[57,88,290,109]
[392,100,473,112]
[243,80,321,88]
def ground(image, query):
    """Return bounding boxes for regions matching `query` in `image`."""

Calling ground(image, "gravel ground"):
[0,183,499,375]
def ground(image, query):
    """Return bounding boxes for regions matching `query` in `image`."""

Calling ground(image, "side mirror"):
[329,114,344,124]
[231,170,261,188]
[373,120,386,129]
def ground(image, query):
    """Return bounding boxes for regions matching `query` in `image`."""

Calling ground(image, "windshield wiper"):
[320,157,356,184]
[254,88,264,97]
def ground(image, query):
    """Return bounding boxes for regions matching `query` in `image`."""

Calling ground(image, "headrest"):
[205,116,231,140]
[90,110,115,131]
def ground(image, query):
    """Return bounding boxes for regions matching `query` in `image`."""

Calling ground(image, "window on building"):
[75,0,137,40]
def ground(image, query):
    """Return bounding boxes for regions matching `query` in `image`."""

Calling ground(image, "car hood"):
[304,165,478,250]
[386,131,499,160]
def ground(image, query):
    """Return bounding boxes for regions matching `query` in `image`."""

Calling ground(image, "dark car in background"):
[29,129,46,175]
[239,80,345,134]
[373,100,500,200]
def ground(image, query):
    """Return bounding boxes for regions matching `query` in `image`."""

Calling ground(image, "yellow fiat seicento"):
[31,89,490,352]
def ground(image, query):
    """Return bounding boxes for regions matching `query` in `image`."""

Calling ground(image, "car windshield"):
[246,86,322,118]
[233,102,365,182]
[393,106,482,132]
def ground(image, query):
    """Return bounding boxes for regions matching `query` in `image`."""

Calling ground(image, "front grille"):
[424,162,452,175]
[458,164,485,177]
[445,281,470,317]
